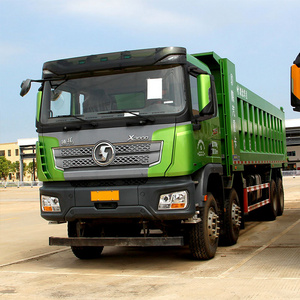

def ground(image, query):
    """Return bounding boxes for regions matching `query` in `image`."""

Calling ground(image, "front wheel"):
[188,193,220,260]
[68,221,104,259]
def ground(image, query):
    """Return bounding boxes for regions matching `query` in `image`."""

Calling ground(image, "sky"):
[1,0,300,143]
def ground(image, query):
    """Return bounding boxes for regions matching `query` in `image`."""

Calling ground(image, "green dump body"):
[193,52,287,176]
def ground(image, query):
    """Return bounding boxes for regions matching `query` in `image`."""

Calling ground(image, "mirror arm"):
[193,123,201,131]
[192,113,213,126]
[20,79,45,97]
[188,66,208,76]
[192,115,201,130]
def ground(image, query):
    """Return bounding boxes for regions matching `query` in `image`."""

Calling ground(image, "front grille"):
[62,154,150,168]
[63,158,95,169]
[61,147,92,157]
[113,154,149,165]
[53,141,162,170]
[115,143,151,154]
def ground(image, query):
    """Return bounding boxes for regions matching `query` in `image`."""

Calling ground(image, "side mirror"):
[294,53,300,67]
[20,79,32,97]
[291,63,300,111]
[197,74,214,116]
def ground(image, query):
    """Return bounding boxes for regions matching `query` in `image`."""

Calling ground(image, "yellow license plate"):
[91,190,119,201]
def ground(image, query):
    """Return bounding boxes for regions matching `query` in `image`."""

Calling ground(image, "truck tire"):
[219,188,241,246]
[276,178,284,216]
[188,193,219,260]
[264,179,278,221]
[68,221,104,259]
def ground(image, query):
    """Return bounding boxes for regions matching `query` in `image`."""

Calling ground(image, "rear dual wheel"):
[262,178,284,220]
[276,178,284,216]
[264,179,278,220]
[219,188,241,246]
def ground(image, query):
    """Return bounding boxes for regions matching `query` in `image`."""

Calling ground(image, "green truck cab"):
[21,47,287,260]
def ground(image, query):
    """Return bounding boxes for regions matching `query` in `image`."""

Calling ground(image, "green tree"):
[10,161,20,180]
[0,156,11,180]
[26,161,36,180]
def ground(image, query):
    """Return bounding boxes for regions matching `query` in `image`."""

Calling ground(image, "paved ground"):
[0,177,299,299]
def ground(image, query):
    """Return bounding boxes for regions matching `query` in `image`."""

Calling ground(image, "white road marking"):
[218,218,300,278]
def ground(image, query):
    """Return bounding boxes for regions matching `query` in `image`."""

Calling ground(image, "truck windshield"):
[41,66,186,124]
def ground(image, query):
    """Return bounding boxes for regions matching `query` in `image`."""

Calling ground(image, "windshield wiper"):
[53,115,97,128]
[98,110,155,125]
[71,115,98,127]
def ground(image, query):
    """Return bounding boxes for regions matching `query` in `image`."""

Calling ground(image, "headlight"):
[41,195,61,212]
[158,191,188,210]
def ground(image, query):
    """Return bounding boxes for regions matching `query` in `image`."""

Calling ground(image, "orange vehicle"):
[291,53,300,111]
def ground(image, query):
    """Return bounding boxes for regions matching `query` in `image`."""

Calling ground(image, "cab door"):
[189,74,221,168]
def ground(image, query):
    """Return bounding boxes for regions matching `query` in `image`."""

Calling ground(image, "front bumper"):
[40,176,196,222]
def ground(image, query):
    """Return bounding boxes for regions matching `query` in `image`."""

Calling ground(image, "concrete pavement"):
[0,179,299,299]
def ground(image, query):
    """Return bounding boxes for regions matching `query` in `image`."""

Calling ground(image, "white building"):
[285,119,300,170]
[0,138,38,181]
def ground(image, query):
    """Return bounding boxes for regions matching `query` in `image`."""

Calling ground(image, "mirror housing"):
[197,74,214,116]
[36,91,42,123]
[291,62,300,111]
[20,79,32,97]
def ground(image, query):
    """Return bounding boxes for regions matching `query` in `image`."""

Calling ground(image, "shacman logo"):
[92,141,115,166]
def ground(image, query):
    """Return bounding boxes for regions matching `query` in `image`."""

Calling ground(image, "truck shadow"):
[51,245,202,272]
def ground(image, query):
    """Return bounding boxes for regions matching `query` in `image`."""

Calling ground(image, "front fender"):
[193,163,223,207]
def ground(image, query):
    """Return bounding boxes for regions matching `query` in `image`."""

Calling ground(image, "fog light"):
[41,195,61,212]
[158,191,188,210]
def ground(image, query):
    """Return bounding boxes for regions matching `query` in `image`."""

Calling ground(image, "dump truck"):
[291,53,300,111]
[20,47,287,260]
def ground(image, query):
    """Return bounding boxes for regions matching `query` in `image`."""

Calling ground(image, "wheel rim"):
[231,203,241,227]
[207,207,220,242]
